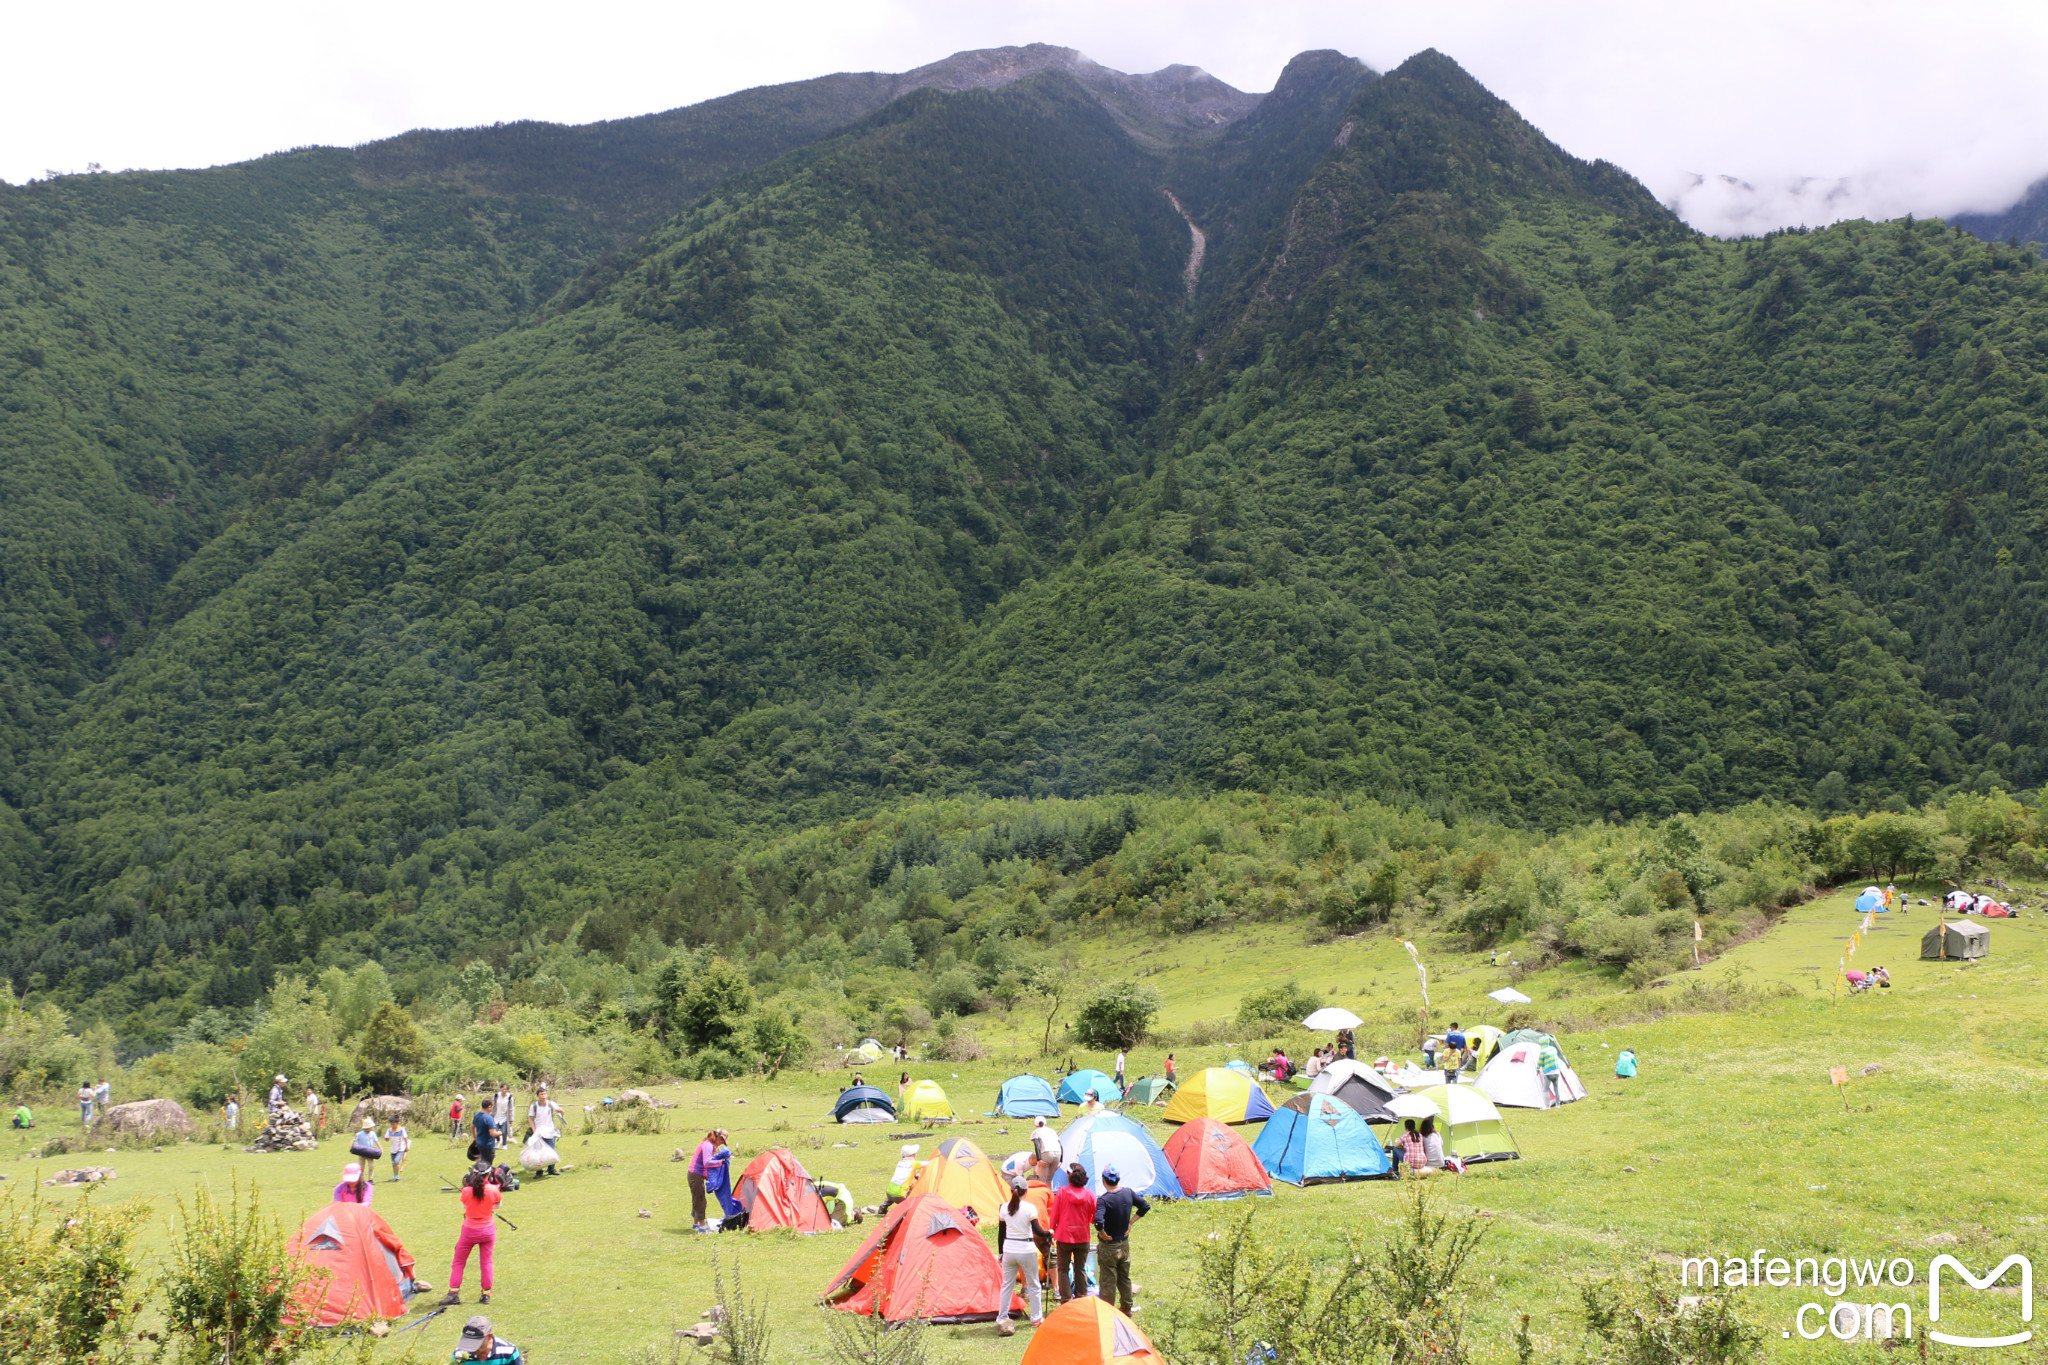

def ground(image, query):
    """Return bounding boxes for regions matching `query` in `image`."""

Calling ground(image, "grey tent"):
[1921,920,1989,960]
[1305,1059,1400,1123]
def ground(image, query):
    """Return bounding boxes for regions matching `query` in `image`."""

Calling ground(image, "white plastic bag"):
[519,1131,559,1171]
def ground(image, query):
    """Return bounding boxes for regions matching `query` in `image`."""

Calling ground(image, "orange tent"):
[1020,1295,1165,1365]
[737,1148,834,1232]
[287,1202,418,1327]
[822,1194,1019,1324]
[1161,1117,1272,1200]
[903,1135,1010,1221]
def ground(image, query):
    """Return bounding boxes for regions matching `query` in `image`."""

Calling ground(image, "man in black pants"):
[1092,1165,1150,1315]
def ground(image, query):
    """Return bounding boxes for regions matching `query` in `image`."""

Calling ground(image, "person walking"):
[385,1117,411,1181]
[1030,1117,1062,1184]
[527,1084,564,1176]
[1092,1166,1149,1315]
[440,1164,502,1307]
[334,1161,375,1204]
[993,1178,1048,1336]
[1049,1162,1096,1303]
[1113,1050,1126,1093]
[688,1129,721,1233]
[349,1117,384,1177]
[491,1084,514,1132]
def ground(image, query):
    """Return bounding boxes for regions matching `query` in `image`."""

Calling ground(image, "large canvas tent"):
[1395,1085,1519,1163]
[1923,921,1989,960]
[1251,1092,1390,1184]
[1020,1296,1165,1365]
[834,1085,896,1124]
[1162,1067,1274,1125]
[1051,1112,1184,1200]
[1306,1059,1399,1123]
[1057,1070,1122,1104]
[904,1135,1011,1219]
[995,1074,1061,1118]
[737,1148,835,1232]
[1161,1116,1272,1198]
[288,1203,419,1326]
[1476,1037,1587,1110]
[903,1079,956,1122]
[823,1194,1018,1323]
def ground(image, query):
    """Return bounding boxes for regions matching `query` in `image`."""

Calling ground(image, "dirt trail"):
[1163,190,1206,297]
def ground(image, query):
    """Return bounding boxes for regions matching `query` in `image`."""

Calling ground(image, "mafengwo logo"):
[1929,1255,2032,1349]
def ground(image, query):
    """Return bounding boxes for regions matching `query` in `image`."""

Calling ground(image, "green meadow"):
[15,884,2043,1363]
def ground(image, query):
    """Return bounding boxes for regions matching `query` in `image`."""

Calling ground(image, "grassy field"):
[17,882,2046,1362]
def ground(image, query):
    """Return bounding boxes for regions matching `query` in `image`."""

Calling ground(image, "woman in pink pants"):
[440,1164,502,1306]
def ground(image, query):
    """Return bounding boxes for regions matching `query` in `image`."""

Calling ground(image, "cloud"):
[6,0,2047,235]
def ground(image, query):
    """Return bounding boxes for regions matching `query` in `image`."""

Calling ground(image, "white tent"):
[1475,1039,1587,1109]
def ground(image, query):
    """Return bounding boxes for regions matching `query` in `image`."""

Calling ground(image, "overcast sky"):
[7,0,2047,235]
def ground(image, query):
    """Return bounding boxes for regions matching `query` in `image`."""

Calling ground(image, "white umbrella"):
[1388,1094,1440,1120]
[1302,1006,1364,1031]
[1488,987,1532,1005]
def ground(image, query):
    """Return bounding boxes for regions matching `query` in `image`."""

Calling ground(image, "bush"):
[355,1001,426,1094]
[1235,981,1324,1029]
[154,1178,316,1365]
[1579,1267,1765,1365]
[0,1187,149,1363]
[686,1048,751,1081]
[1072,981,1159,1050]
[924,968,984,1017]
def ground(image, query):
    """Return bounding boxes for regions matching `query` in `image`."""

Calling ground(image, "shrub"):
[0,1187,149,1364]
[1235,981,1323,1029]
[1579,1267,1765,1365]
[924,968,984,1017]
[154,1178,316,1365]
[1072,981,1160,1050]
[680,960,756,1053]
[355,1001,426,1094]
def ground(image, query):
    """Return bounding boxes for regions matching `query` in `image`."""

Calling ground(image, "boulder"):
[44,1166,116,1187]
[347,1095,414,1127]
[96,1098,195,1140]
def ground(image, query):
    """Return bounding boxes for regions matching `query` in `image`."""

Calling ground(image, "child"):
[349,1117,384,1176]
[385,1117,411,1181]
[450,1094,466,1142]
[1615,1047,1638,1079]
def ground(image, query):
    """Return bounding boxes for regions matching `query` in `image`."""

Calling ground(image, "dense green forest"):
[4,45,2048,1050]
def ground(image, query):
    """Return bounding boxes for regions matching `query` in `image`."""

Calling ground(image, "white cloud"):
[6,0,2048,235]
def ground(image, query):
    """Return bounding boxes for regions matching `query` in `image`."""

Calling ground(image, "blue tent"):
[1224,1059,1256,1077]
[1050,1112,1183,1200]
[833,1084,896,1124]
[1855,888,1883,912]
[995,1074,1060,1118]
[1251,1092,1390,1184]
[1056,1070,1122,1105]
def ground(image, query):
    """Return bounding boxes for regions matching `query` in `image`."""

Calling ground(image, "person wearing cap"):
[269,1075,287,1114]
[453,1314,521,1362]
[450,1094,466,1141]
[1079,1089,1103,1117]
[993,1177,1048,1335]
[350,1116,385,1175]
[526,1084,564,1177]
[334,1162,375,1205]
[1030,1116,1062,1183]
[441,1163,502,1307]
[1048,1161,1096,1303]
[1092,1165,1149,1315]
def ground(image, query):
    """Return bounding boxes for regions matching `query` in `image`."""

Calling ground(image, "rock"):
[672,1148,688,1162]
[618,1089,660,1108]
[1923,1232,1959,1247]
[734,1098,747,1105]
[243,1106,320,1154]
[638,1208,653,1218]
[347,1095,414,1128]
[368,1322,391,1338]
[677,1323,719,1342]
[705,1306,727,1322]
[45,1166,116,1187]
[96,1098,196,1140]
[1622,1166,1637,1173]
[1860,1063,1884,1076]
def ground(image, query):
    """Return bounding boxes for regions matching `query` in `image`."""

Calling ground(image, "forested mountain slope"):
[7,48,2048,1042]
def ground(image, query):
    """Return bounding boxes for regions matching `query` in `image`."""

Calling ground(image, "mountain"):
[1952,174,2048,252]
[5,46,2048,1041]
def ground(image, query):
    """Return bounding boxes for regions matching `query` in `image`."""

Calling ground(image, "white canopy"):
[1487,987,1532,1004]
[1301,1006,1363,1031]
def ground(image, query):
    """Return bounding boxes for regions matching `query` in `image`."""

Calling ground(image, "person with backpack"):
[1030,1117,1062,1183]
[993,1178,1048,1336]
[1092,1166,1149,1315]
[440,1164,502,1307]
[1049,1162,1096,1303]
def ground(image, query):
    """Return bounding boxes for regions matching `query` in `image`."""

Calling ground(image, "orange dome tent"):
[903,1135,1011,1221]
[1020,1295,1165,1365]
[823,1194,1020,1323]
[287,1202,419,1327]
[1161,1116,1272,1199]
[737,1147,835,1232]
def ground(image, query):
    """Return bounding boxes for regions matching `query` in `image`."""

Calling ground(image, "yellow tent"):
[1463,1025,1504,1068]
[1161,1067,1276,1125]
[902,1079,955,1122]
[903,1135,1010,1218]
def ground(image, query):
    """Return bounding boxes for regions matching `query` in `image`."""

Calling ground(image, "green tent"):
[1123,1076,1175,1105]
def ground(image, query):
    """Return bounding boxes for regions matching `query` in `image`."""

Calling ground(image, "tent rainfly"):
[823,1194,1018,1323]
[903,1079,956,1122]
[1305,1059,1399,1123]
[1922,920,1989,960]
[833,1085,896,1124]
[994,1074,1061,1118]
[1057,1070,1122,1105]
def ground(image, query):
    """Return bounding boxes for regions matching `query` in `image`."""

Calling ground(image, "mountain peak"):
[889,44,1262,141]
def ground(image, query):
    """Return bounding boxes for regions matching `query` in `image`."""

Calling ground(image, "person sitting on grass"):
[453,1314,521,1362]
[10,1104,31,1130]
[1420,1117,1445,1172]
[1397,1119,1427,1176]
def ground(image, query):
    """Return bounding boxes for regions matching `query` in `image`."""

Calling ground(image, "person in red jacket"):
[1049,1162,1097,1304]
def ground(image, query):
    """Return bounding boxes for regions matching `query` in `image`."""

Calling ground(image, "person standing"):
[223,1097,239,1133]
[1536,1040,1563,1106]
[492,1084,514,1132]
[527,1084,564,1177]
[1030,1117,1062,1184]
[1049,1162,1096,1303]
[440,1165,502,1307]
[385,1117,411,1181]
[1092,1166,1149,1315]
[1163,1054,1177,1086]
[305,1085,324,1136]
[94,1078,111,1113]
[268,1075,287,1114]
[897,1072,911,1110]
[993,1179,1047,1336]
[688,1129,720,1233]
[349,1117,384,1176]
[77,1082,94,1127]
[1113,1050,1126,1093]
[1443,1024,1466,1083]
[471,1103,502,1168]
[450,1094,467,1141]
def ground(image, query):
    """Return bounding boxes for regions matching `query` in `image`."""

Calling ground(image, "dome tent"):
[823,1194,1019,1324]
[834,1085,896,1124]
[903,1079,956,1122]
[1123,1076,1175,1105]
[1051,1111,1183,1200]
[1476,1037,1587,1110]
[904,1135,1011,1220]
[1305,1059,1399,1123]
[737,1148,835,1231]
[1020,1295,1165,1365]
[287,1202,420,1327]
[1162,1067,1274,1125]
[1056,1070,1122,1104]
[1161,1116,1272,1199]
[995,1074,1061,1118]
[1394,1085,1520,1163]
[1252,1092,1390,1184]
[849,1038,885,1064]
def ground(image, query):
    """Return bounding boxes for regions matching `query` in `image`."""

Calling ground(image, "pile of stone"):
[243,1106,319,1153]
[97,1098,196,1141]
